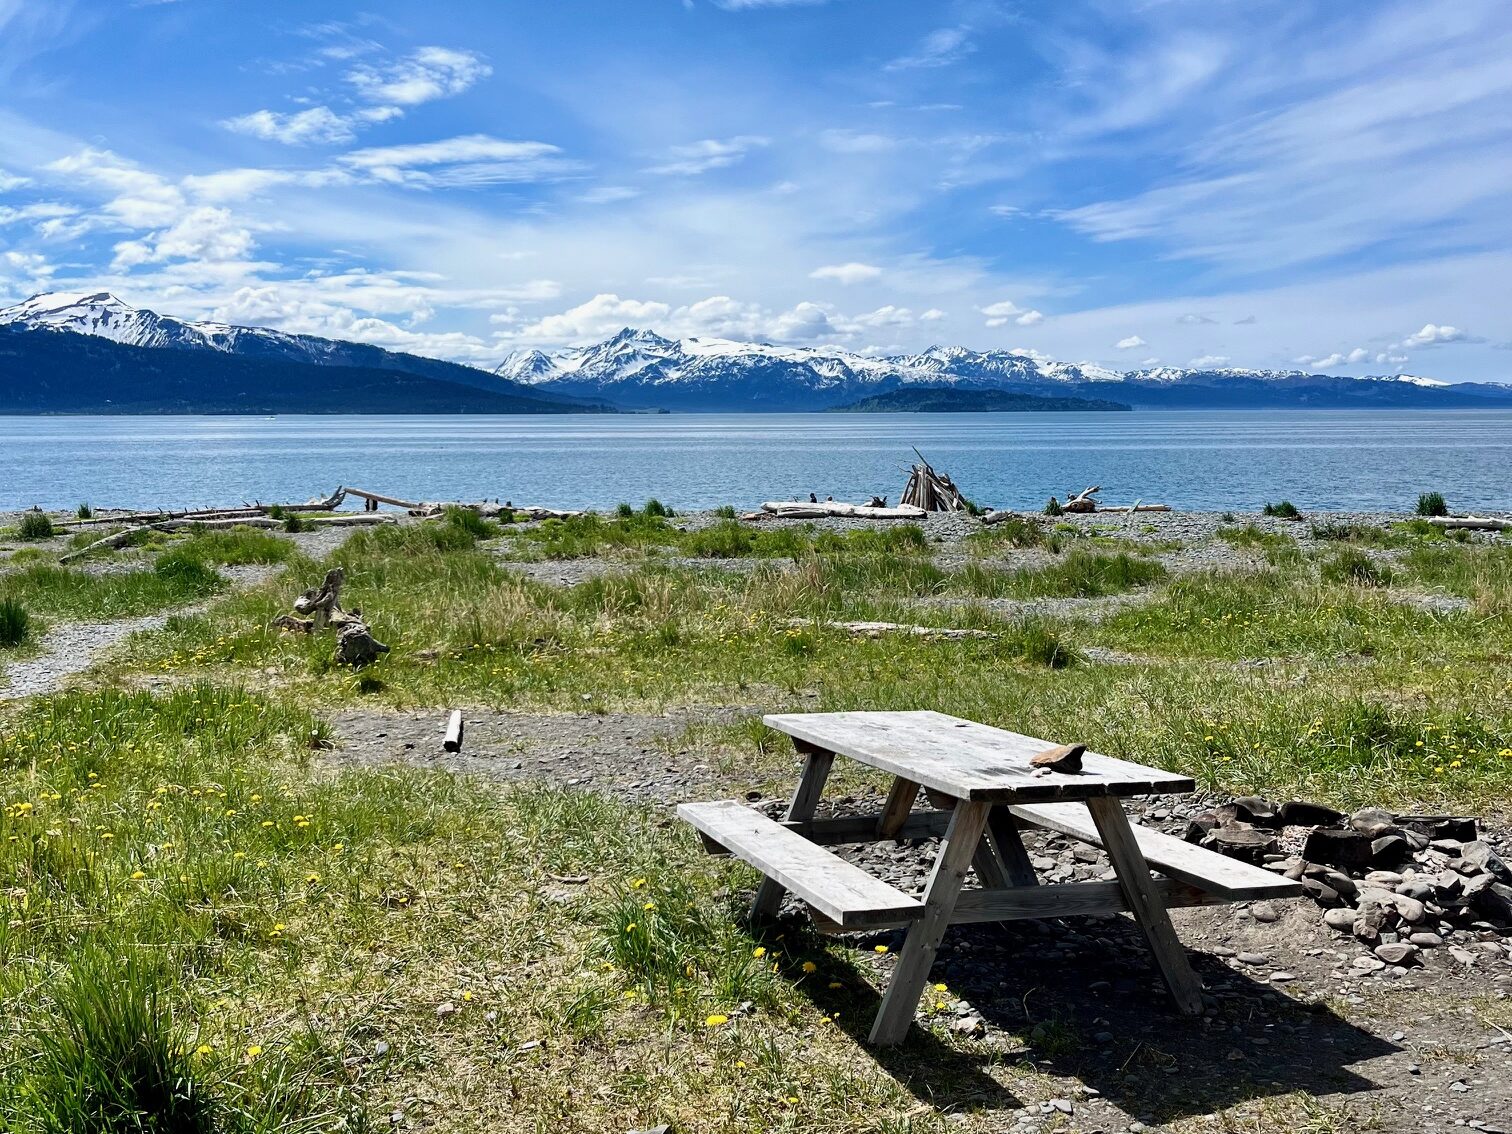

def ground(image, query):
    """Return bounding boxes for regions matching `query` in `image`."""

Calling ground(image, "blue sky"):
[1,0,1509,380]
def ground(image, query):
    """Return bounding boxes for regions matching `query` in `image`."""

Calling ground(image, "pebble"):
[1249,901,1279,923]
[1374,942,1420,965]
[1409,932,1444,948]
[1269,971,1296,982]
[1235,952,1270,966]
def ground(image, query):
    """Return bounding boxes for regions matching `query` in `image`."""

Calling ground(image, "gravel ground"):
[0,562,279,699]
[323,705,1512,1134]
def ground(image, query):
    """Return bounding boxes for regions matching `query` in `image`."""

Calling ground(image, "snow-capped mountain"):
[0,290,570,400]
[498,329,1512,411]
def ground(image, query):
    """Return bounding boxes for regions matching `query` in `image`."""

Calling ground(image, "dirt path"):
[327,705,1512,1134]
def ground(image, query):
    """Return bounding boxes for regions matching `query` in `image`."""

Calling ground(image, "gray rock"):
[1463,841,1512,884]
[1236,952,1270,966]
[1373,942,1420,965]
[1323,907,1357,931]
[1277,800,1344,827]
[1303,826,1374,871]
[1249,900,1280,923]
[1469,880,1512,924]
[629,1127,672,1134]
[1408,932,1444,947]
[1371,834,1411,866]
[1349,807,1399,838]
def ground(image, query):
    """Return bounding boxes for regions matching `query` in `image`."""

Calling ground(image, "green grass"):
[0,598,31,649]
[958,550,1167,598]
[0,684,943,1133]
[1319,546,1392,587]
[0,552,224,622]
[181,527,297,566]
[1262,500,1302,520]
[1417,491,1449,517]
[17,513,54,541]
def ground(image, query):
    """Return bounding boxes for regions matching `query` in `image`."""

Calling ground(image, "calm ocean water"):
[3,410,1510,513]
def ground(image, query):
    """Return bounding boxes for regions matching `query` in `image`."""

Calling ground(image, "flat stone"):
[1371,834,1412,866]
[1304,826,1375,871]
[1269,971,1296,982]
[1236,952,1270,966]
[1323,907,1357,931]
[1349,807,1398,839]
[1232,795,1280,826]
[1373,942,1420,965]
[1392,894,1427,923]
[1351,956,1386,972]
[1249,900,1280,922]
[1408,932,1444,947]
[1278,800,1345,827]
[1469,880,1512,924]
[1203,825,1280,863]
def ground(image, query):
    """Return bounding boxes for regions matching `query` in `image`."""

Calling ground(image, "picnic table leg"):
[1086,797,1205,1016]
[869,800,991,1045]
[875,776,920,839]
[985,808,1039,888]
[750,741,835,922]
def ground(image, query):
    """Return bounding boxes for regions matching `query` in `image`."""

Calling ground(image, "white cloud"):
[1299,346,1370,369]
[0,168,29,191]
[648,136,769,176]
[920,308,946,321]
[809,262,881,285]
[1189,355,1229,367]
[338,135,573,187]
[847,305,914,329]
[222,106,357,146]
[818,130,897,155]
[1115,334,1146,349]
[111,206,255,271]
[1177,313,1217,325]
[346,46,491,106]
[518,293,672,340]
[714,0,830,8]
[509,291,859,345]
[1398,322,1466,348]
[577,186,641,205]
[886,26,974,71]
[979,300,1043,327]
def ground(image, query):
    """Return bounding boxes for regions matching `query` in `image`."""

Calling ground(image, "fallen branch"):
[443,710,464,753]
[1098,504,1173,514]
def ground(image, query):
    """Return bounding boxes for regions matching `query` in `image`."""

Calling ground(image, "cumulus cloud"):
[1398,323,1466,348]
[920,308,946,321]
[346,46,491,106]
[221,106,358,146]
[1299,346,1370,369]
[648,136,769,176]
[809,262,881,285]
[1115,334,1146,349]
[111,206,255,271]
[1189,355,1229,368]
[507,291,860,345]
[979,300,1043,328]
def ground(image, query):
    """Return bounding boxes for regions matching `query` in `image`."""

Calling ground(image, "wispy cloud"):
[979,300,1043,327]
[338,135,576,188]
[222,106,359,146]
[886,26,975,71]
[809,262,881,284]
[647,136,769,176]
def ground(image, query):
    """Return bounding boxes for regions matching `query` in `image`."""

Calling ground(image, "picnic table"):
[679,710,1301,1045]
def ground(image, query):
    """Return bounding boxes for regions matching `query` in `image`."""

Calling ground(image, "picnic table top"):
[763,710,1196,802]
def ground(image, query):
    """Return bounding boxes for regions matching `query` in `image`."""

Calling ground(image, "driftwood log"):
[761,501,927,520]
[783,618,994,639]
[276,567,390,665]
[56,488,348,529]
[1428,516,1511,532]
[1062,485,1102,513]
[900,450,970,512]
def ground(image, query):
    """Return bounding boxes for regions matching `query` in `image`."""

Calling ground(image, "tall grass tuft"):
[0,596,31,647]
[1417,491,1449,517]
[1262,500,1302,520]
[1320,547,1392,587]
[75,503,93,520]
[443,505,499,541]
[18,511,54,540]
[9,949,220,1134]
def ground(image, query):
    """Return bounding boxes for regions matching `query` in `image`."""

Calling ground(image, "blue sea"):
[3,410,1510,513]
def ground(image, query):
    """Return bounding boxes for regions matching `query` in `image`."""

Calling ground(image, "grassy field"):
[2,510,1510,1131]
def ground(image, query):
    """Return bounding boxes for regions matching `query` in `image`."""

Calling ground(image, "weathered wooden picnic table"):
[679,710,1301,1045]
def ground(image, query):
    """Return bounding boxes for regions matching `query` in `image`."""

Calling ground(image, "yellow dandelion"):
[801,961,817,973]
[753,946,767,959]
[705,1014,729,1027]
[873,945,888,954]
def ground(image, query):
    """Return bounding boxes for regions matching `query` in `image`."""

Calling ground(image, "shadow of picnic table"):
[793,916,1396,1125]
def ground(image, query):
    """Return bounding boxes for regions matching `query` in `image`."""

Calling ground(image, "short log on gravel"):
[761,501,927,520]
[784,618,994,639]
[1427,515,1512,532]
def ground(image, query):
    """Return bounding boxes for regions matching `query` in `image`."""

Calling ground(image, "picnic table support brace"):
[875,777,920,839]
[750,741,835,922]
[985,808,1039,889]
[869,800,991,1045]
[1086,797,1205,1016]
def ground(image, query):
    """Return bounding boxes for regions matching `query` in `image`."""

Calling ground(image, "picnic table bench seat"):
[678,800,925,929]
[1009,802,1303,902]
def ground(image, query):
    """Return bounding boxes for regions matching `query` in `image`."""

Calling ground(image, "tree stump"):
[335,622,389,667]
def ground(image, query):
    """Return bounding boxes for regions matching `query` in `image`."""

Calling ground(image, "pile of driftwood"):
[270,567,389,666]
[900,453,969,512]
[57,488,391,563]
[1037,485,1171,516]
[343,487,580,521]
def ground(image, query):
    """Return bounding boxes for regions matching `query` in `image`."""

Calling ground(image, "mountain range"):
[2,292,1509,414]
[0,292,603,415]
[498,328,1512,411]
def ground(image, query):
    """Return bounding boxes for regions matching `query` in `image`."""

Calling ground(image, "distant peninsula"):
[830,386,1131,413]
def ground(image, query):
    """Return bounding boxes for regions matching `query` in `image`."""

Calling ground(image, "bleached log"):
[1099,504,1173,514]
[982,510,1023,526]
[344,487,424,510]
[1428,516,1511,531]
[443,710,465,753]
[294,568,345,630]
[784,618,994,639]
[762,501,928,520]
[304,514,395,527]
